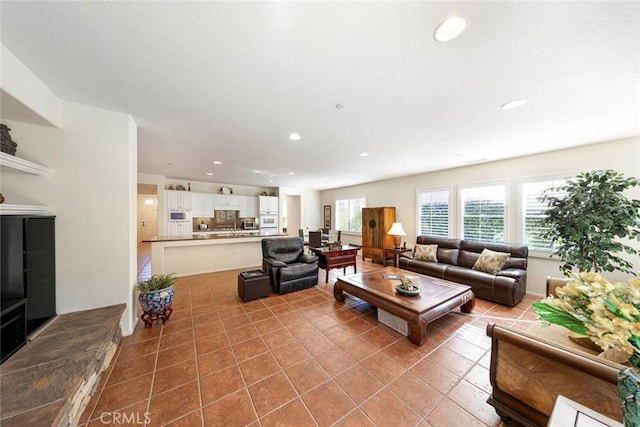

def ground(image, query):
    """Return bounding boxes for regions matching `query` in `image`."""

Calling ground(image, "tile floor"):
[79,243,541,426]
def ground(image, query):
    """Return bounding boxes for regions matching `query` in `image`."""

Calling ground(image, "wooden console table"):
[309,245,360,283]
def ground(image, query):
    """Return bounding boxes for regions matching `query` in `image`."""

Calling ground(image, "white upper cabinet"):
[166,190,192,210]
[192,193,215,217]
[259,196,278,214]
[214,195,240,210]
[239,196,258,217]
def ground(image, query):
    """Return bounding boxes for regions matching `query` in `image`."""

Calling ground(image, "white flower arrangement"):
[532,272,640,359]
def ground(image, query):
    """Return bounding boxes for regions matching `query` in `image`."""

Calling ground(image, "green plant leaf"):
[532,302,589,335]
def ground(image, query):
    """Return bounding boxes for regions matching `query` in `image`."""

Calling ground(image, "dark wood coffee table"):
[334,267,475,345]
[310,245,360,283]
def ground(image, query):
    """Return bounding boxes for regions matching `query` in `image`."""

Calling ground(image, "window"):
[416,188,450,237]
[520,177,569,252]
[459,183,507,242]
[335,198,365,232]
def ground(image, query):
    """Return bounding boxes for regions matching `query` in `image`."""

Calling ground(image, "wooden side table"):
[383,247,412,268]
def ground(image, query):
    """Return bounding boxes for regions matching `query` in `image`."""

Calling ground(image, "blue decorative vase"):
[139,286,175,313]
[618,353,640,426]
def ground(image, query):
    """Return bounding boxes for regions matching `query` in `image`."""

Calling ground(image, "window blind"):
[460,184,506,242]
[417,189,450,237]
[521,178,568,251]
[336,198,365,232]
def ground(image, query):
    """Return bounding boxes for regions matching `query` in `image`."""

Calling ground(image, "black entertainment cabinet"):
[1,215,56,363]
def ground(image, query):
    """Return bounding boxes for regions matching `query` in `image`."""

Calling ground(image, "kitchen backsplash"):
[192,214,256,232]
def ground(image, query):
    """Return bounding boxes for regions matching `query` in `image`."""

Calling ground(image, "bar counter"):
[150,231,288,277]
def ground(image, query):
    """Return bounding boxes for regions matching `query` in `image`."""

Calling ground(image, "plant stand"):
[140,307,173,328]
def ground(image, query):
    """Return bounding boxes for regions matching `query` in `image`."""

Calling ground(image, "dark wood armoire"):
[361,207,396,263]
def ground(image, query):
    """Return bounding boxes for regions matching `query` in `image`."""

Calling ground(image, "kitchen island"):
[149,231,288,277]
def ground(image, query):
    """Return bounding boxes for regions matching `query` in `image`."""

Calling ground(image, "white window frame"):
[518,174,573,256]
[458,181,508,242]
[335,197,366,233]
[415,186,452,237]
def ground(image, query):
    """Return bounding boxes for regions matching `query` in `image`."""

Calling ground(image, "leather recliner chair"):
[261,237,319,294]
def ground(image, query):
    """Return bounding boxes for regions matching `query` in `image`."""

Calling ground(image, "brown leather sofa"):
[486,323,623,426]
[398,236,528,306]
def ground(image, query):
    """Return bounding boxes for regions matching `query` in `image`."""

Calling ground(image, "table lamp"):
[387,222,406,249]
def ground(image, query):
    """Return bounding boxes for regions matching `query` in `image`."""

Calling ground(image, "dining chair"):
[308,231,323,249]
[298,229,309,247]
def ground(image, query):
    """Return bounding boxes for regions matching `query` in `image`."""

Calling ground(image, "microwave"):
[168,210,191,222]
[242,221,257,230]
[259,215,277,228]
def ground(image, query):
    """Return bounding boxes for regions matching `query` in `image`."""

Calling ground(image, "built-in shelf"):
[0,152,51,175]
[0,204,51,215]
[0,153,52,214]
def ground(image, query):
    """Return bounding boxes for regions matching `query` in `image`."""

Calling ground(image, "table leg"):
[326,268,329,283]
[407,316,428,346]
[333,282,346,302]
[461,296,475,313]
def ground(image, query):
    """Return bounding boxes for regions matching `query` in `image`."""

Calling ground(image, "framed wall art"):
[323,205,331,229]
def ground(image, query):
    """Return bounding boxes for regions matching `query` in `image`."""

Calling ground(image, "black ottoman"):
[238,270,270,302]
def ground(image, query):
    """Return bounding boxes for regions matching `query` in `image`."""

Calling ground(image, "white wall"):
[321,137,640,295]
[279,186,321,233]
[0,45,62,128]
[2,102,138,334]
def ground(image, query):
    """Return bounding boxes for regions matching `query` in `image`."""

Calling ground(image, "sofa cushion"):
[472,248,510,274]
[414,244,438,262]
[279,263,318,281]
[399,258,449,279]
[416,236,460,265]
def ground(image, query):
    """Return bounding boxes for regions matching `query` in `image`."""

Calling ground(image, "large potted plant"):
[534,170,640,424]
[539,169,640,276]
[137,273,176,327]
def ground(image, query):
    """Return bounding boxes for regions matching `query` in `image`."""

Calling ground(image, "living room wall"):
[321,136,640,296]
[2,105,138,335]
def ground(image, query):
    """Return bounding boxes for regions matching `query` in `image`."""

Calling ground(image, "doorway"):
[137,194,158,242]
[286,195,301,237]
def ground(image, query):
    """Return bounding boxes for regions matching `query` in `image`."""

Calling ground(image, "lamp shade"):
[387,222,406,236]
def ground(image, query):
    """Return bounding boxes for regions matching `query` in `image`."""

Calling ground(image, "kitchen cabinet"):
[239,196,258,218]
[166,190,192,210]
[214,195,240,210]
[167,222,192,237]
[259,196,279,214]
[361,207,396,263]
[192,193,215,217]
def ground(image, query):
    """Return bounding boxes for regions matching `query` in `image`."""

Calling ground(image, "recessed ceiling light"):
[206,172,213,176]
[288,172,295,175]
[359,152,369,157]
[289,133,301,141]
[336,104,344,109]
[434,16,467,42]
[501,99,528,110]
[213,161,222,165]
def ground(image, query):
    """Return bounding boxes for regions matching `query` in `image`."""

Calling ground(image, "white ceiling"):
[1,1,639,191]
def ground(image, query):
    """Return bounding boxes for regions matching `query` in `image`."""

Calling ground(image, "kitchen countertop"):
[146,230,286,242]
